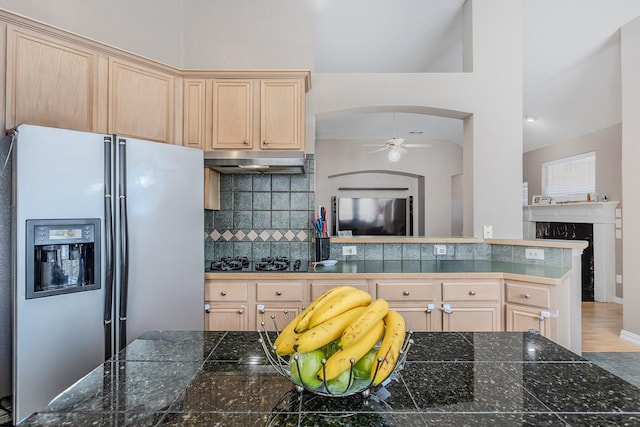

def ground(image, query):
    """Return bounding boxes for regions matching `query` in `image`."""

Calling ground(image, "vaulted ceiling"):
[314,0,640,152]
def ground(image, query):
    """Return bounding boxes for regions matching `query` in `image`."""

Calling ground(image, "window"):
[542,152,595,199]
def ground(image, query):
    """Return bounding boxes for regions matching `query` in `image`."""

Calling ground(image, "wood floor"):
[582,302,640,352]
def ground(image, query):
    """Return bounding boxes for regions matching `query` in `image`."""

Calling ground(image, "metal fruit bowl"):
[257,316,413,398]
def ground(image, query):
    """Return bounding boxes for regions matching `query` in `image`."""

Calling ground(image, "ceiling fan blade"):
[404,143,432,148]
[398,147,408,154]
[369,147,388,153]
[362,144,384,147]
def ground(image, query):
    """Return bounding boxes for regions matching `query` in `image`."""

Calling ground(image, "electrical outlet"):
[525,248,545,260]
[342,246,357,256]
[616,274,623,284]
[434,244,447,255]
[483,225,493,239]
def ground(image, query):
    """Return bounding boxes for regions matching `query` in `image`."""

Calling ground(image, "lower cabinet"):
[255,280,304,331]
[440,279,502,332]
[309,280,370,301]
[375,280,439,332]
[504,280,556,339]
[204,280,248,331]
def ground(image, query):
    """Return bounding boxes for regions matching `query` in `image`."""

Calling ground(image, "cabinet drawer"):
[376,282,435,301]
[205,281,248,301]
[442,281,500,301]
[505,282,551,308]
[256,282,303,302]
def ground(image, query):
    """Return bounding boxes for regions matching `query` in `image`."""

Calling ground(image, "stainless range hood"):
[204,150,306,174]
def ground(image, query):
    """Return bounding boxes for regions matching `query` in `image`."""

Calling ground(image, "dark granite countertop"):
[22,331,640,426]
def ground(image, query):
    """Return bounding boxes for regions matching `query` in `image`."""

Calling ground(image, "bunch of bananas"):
[273,285,406,389]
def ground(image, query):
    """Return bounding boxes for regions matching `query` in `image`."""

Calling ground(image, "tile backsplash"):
[204,155,315,264]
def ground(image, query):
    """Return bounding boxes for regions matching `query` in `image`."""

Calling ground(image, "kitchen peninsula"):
[21,330,640,426]
[205,238,588,354]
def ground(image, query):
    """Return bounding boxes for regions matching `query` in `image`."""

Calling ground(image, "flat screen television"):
[332,196,413,236]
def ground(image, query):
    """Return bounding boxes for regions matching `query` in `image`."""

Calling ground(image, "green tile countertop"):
[205,260,572,285]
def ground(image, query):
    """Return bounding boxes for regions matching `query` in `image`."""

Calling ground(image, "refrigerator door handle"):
[103,136,114,360]
[117,137,129,352]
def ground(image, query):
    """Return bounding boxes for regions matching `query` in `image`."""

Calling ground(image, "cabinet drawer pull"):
[468,290,476,296]
[263,140,269,145]
[524,293,531,299]
[243,140,249,145]
[403,291,410,296]
[276,291,282,296]
[220,291,227,296]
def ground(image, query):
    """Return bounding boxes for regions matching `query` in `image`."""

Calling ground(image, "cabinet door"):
[257,306,300,332]
[506,303,552,338]
[260,79,304,150]
[441,303,501,332]
[108,58,175,143]
[211,79,254,149]
[5,25,98,131]
[391,305,439,332]
[205,305,248,331]
[183,79,206,149]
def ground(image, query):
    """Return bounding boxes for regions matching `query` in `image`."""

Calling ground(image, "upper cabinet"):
[5,25,99,132]
[1,11,311,149]
[108,58,176,143]
[205,71,310,152]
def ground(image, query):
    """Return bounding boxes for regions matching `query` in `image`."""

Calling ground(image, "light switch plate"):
[434,244,447,255]
[342,246,357,256]
[483,225,493,239]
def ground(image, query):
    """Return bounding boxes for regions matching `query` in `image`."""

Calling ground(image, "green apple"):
[290,349,324,389]
[353,348,378,380]
[326,368,354,394]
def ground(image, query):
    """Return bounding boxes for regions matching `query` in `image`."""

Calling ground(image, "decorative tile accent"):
[211,230,221,241]
[247,230,258,241]
[259,230,270,241]
[272,230,283,241]
[284,230,295,241]
[296,231,308,241]
[222,230,233,241]
[234,230,246,241]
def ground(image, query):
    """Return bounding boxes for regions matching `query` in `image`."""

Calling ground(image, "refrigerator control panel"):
[25,218,101,299]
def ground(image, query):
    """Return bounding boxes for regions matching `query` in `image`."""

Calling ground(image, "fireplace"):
[523,201,618,302]
[536,222,594,301]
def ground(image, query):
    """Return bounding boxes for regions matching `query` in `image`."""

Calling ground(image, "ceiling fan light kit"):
[388,148,402,162]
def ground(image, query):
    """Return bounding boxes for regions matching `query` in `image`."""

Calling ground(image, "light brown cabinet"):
[504,280,555,339]
[309,280,370,301]
[108,57,175,143]
[376,280,439,332]
[439,279,502,332]
[5,24,99,132]
[204,280,249,331]
[255,281,304,331]
[210,75,307,151]
[183,79,207,149]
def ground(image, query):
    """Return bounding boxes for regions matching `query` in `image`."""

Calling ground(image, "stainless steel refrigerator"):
[10,124,204,423]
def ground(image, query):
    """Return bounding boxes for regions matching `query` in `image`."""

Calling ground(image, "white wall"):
[621,16,640,339]
[0,0,184,66]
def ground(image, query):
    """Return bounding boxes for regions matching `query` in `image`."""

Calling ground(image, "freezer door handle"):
[103,136,114,360]
[117,137,129,352]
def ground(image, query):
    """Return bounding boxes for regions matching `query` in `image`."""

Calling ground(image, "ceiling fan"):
[364,112,432,161]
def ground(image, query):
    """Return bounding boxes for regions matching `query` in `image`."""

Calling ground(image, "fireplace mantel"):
[523,201,618,224]
[523,201,618,302]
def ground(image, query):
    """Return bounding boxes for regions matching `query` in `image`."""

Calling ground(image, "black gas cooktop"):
[207,257,307,272]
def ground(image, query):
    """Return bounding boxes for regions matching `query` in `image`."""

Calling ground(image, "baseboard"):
[613,297,623,305]
[620,329,640,345]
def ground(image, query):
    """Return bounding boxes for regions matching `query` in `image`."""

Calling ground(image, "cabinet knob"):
[538,316,544,321]
[243,140,249,145]
[220,291,227,296]
[263,140,269,145]
[524,294,531,299]
[403,291,410,296]
[276,291,282,296]
[469,290,476,296]
[238,305,245,314]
